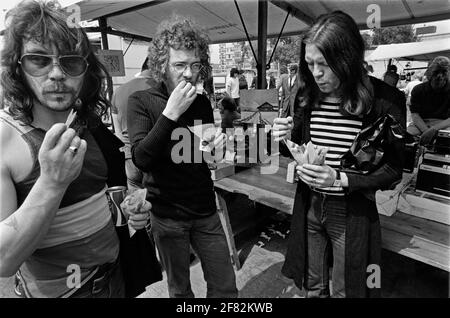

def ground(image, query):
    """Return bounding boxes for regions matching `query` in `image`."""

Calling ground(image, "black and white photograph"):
[0,0,449,306]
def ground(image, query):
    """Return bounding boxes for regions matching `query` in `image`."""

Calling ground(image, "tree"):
[238,41,247,66]
[371,25,418,45]
[269,35,301,67]
[361,32,373,49]
[239,41,257,69]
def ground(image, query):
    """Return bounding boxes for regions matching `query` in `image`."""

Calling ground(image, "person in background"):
[251,73,276,89]
[383,64,400,88]
[226,68,241,112]
[402,72,422,123]
[111,58,154,191]
[219,96,241,130]
[127,15,237,298]
[404,72,423,104]
[0,0,152,298]
[407,56,450,145]
[238,70,248,90]
[276,65,289,90]
[279,64,299,118]
[273,11,405,298]
[266,72,276,89]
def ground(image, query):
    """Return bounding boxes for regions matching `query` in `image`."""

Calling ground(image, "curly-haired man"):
[127,15,238,298]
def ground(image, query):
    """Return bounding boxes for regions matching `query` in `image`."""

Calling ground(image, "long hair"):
[297,11,373,116]
[148,14,211,83]
[1,0,110,124]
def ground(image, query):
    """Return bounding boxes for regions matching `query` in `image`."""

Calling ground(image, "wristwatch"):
[332,169,341,187]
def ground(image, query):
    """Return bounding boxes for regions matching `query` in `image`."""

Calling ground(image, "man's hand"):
[163,80,197,121]
[272,116,293,141]
[38,123,87,189]
[420,127,437,145]
[123,200,151,230]
[121,189,151,230]
[296,164,337,188]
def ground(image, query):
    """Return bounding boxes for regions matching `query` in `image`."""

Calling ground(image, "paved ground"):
[1,195,449,298]
[139,209,449,298]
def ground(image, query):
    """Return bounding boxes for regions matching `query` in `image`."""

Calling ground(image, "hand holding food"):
[286,140,328,165]
[272,116,293,141]
[120,189,151,231]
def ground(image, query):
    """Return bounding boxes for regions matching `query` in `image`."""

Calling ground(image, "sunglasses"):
[18,54,89,77]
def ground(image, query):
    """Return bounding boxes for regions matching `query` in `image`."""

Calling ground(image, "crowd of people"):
[0,0,448,299]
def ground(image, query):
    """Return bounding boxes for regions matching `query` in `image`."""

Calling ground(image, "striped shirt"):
[310,98,362,195]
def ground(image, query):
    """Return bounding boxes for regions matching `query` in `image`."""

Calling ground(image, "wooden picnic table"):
[214,156,450,272]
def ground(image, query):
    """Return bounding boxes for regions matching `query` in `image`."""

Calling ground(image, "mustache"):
[43,84,74,94]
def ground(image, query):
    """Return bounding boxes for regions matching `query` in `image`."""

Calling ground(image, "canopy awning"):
[77,0,450,44]
[366,38,450,61]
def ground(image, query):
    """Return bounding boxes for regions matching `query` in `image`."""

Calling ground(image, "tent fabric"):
[367,39,450,61]
[76,0,450,44]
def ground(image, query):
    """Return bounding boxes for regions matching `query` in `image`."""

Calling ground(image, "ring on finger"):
[68,146,78,154]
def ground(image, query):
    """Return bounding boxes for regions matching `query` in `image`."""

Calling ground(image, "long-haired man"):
[273,11,406,297]
[0,0,151,298]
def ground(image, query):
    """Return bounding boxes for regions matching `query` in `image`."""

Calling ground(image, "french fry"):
[65,109,77,128]
[285,140,307,165]
[313,147,328,165]
[306,142,315,164]
[121,189,147,214]
[284,140,328,165]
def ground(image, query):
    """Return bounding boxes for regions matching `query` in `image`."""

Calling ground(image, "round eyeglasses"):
[18,54,89,77]
[170,62,203,74]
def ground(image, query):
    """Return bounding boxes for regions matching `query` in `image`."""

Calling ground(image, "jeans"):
[125,158,143,192]
[149,212,238,298]
[306,191,347,298]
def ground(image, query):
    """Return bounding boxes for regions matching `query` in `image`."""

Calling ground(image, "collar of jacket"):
[88,117,127,187]
[146,81,170,100]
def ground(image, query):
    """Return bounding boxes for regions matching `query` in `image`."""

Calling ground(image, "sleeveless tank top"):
[0,110,119,297]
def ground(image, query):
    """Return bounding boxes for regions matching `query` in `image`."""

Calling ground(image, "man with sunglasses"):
[127,15,237,298]
[407,56,450,145]
[0,1,152,298]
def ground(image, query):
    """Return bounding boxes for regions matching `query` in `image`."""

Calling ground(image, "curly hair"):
[297,11,373,116]
[148,14,211,83]
[1,0,110,125]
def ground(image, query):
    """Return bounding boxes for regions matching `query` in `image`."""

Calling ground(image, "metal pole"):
[98,17,114,101]
[257,0,268,89]
[234,0,258,65]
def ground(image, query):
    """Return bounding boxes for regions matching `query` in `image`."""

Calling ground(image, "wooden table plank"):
[215,178,294,214]
[381,227,450,272]
[380,212,450,246]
